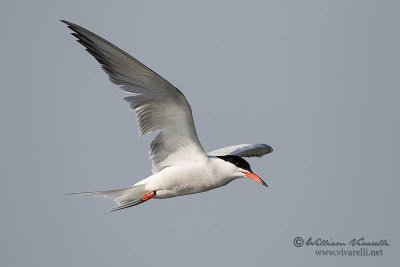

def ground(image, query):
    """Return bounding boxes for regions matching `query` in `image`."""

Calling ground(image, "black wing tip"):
[60,20,79,34]
[60,19,73,26]
[60,20,83,33]
[261,144,273,154]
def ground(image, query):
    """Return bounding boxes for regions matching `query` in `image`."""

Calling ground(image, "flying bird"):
[62,20,273,212]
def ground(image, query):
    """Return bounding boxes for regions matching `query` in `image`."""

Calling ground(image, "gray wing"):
[62,20,207,173]
[208,144,273,157]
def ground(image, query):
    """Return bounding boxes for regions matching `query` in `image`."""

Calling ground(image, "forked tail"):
[67,184,155,212]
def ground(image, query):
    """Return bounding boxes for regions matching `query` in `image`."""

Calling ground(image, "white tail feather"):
[68,184,149,212]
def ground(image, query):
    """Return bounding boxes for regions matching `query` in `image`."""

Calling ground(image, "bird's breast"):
[147,160,234,198]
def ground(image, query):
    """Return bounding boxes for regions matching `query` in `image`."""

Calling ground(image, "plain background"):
[1,0,399,266]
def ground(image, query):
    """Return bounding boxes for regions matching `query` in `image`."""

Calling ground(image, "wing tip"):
[262,144,273,154]
[60,20,80,35]
[60,19,73,26]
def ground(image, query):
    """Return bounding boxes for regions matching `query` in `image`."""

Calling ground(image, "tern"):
[62,20,273,212]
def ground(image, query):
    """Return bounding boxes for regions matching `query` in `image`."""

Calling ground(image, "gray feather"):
[208,143,273,158]
[62,20,207,173]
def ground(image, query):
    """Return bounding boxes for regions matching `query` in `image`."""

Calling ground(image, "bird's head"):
[217,155,268,187]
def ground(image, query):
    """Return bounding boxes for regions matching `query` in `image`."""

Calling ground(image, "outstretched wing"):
[208,144,273,158]
[62,20,207,173]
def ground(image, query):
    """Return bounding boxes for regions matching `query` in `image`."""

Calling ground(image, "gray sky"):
[1,0,399,266]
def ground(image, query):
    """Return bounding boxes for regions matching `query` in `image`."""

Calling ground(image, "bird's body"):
[137,157,237,198]
[62,20,273,212]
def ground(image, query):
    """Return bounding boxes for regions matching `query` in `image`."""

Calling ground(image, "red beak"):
[242,171,268,187]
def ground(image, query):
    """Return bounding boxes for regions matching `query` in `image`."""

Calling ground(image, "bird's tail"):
[67,184,155,213]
